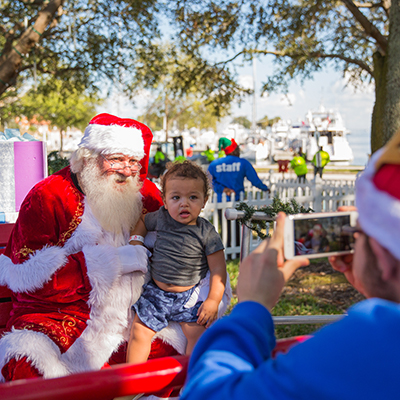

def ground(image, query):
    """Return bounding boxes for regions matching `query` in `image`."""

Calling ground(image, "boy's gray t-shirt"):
[144,206,224,286]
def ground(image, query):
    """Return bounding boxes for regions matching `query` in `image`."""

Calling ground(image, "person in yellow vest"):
[290,152,308,183]
[312,146,330,178]
[151,145,168,177]
[154,146,166,165]
[202,146,216,163]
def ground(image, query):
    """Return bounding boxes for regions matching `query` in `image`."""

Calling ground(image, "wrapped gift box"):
[0,130,47,219]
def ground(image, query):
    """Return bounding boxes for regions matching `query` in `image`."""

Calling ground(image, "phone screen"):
[293,215,356,256]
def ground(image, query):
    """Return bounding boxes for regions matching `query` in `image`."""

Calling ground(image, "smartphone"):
[284,211,359,260]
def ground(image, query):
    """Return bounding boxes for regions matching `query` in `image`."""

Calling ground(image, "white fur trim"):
[0,329,70,381]
[0,246,68,293]
[80,123,145,159]
[356,148,400,260]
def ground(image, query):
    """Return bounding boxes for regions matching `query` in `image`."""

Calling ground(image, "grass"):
[225,257,364,339]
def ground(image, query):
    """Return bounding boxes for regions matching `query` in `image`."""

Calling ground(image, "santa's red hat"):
[223,138,238,155]
[356,129,400,260]
[79,113,150,160]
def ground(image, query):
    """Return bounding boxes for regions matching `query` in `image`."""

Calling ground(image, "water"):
[347,128,370,166]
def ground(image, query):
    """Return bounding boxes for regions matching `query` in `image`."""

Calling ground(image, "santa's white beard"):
[79,160,143,241]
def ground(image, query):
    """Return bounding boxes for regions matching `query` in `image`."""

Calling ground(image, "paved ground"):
[257,167,360,182]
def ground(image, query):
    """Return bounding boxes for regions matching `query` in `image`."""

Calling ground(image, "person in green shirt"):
[312,146,330,178]
[290,153,308,183]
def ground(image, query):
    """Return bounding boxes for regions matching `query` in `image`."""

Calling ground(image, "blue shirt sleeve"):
[243,160,269,191]
[181,299,400,400]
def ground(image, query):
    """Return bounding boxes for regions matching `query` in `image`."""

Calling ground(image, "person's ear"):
[369,237,397,281]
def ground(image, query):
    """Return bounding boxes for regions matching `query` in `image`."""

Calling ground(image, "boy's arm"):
[129,215,148,246]
[197,250,227,328]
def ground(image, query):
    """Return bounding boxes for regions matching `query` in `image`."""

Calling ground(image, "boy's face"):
[163,177,207,225]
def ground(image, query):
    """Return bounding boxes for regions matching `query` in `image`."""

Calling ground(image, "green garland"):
[47,151,70,175]
[235,196,314,239]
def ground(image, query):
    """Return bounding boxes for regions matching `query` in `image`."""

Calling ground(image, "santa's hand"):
[118,245,150,275]
[196,298,219,328]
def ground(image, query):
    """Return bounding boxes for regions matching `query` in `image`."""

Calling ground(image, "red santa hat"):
[79,113,150,159]
[356,129,400,260]
[223,138,238,155]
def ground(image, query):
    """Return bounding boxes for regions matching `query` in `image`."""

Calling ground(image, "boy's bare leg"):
[180,322,206,355]
[127,314,156,364]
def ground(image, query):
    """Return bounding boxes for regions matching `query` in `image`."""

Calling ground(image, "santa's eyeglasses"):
[101,154,141,172]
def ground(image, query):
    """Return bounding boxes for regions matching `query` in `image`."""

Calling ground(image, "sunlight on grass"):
[292,273,349,288]
[226,258,240,293]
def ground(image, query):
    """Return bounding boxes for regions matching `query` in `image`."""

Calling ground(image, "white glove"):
[117,245,150,275]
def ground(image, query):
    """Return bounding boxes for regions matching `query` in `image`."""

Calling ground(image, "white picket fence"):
[201,173,357,259]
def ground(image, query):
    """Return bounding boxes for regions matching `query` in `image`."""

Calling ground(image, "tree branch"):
[0,0,64,95]
[17,0,46,5]
[354,2,380,7]
[341,0,388,54]
[251,48,374,77]
[381,0,391,17]
[214,50,247,66]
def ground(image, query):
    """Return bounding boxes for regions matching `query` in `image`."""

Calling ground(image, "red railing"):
[1,355,189,400]
[0,336,309,400]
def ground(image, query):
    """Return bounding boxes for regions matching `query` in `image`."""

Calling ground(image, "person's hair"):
[231,147,240,157]
[160,160,210,199]
[70,147,98,173]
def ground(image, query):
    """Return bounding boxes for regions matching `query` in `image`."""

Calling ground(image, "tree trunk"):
[59,128,64,158]
[164,97,169,141]
[371,51,388,154]
[384,1,400,144]
[0,0,64,96]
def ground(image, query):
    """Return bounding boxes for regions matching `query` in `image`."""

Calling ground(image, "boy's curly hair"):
[160,160,211,199]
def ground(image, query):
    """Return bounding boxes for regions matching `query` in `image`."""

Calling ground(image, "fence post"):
[240,224,252,262]
[313,176,323,212]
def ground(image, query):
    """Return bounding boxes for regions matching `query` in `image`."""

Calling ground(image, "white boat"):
[303,106,354,165]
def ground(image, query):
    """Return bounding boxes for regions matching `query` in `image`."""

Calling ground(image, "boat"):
[271,106,354,165]
[303,106,354,165]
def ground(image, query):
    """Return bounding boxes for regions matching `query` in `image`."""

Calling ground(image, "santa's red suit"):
[0,115,184,394]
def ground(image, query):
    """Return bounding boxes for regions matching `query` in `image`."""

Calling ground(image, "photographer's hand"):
[237,212,310,311]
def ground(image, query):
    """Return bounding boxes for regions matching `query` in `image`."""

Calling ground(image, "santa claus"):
[0,114,191,392]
